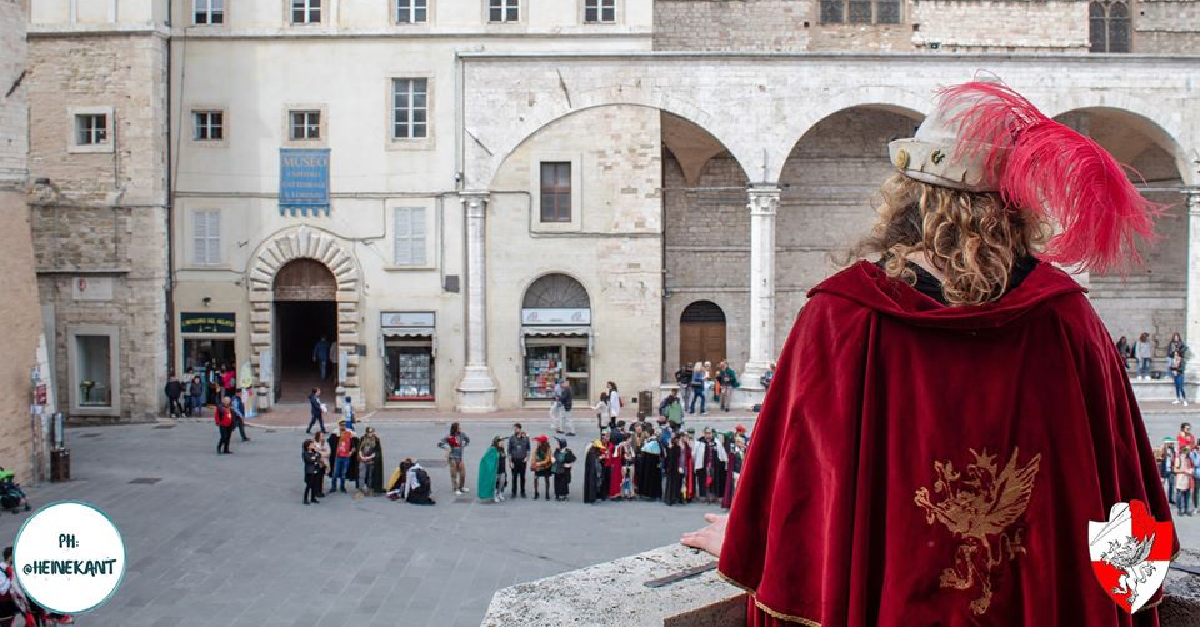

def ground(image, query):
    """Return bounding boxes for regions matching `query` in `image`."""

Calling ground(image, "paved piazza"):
[3,408,1197,627]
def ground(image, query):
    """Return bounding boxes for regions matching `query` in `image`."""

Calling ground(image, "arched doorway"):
[273,259,337,403]
[679,300,726,369]
[521,273,593,402]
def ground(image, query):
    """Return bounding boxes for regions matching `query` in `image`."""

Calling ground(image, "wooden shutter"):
[206,211,221,265]
[193,211,209,265]
[394,207,411,264]
[410,207,426,265]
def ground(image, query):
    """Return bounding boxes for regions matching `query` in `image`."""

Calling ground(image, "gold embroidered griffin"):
[914,447,1042,615]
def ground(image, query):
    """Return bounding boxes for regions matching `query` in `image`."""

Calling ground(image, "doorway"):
[273,259,337,403]
[679,300,726,370]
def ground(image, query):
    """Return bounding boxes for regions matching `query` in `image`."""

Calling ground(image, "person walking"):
[302,440,322,505]
[1175,445,1195,516]
[1135,332,1154,379]
[717,361,739,412]
[681,80,1176,625]
[557,381,576,436]
[307,388,326,434]
[508,423,530,498]
[550,379,564,432]
[164,373,184,418]
[438,422,470,495]
[531,435,553,501]
[1171,350,1189,406]
[688,363,707,415]
[313,336,331,380]
[231,389,250,442]
[553,438,577,501]
[214,397,234,455]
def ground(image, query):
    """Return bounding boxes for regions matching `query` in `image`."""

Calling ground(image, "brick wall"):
[28,32,170,422]
[0,0,39,479]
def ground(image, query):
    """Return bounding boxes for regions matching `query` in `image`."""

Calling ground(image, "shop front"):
[521,308,591,402]
[180,312,237,406]
[381,311,436,403]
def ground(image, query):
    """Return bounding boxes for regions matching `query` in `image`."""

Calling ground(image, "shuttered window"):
[193,210,221,266]
[394,207,427,266]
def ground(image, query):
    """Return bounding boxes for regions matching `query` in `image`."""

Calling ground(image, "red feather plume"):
[938,81,1160,274]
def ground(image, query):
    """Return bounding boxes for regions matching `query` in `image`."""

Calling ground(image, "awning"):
[521,326,589,337]
[382,327,434,339]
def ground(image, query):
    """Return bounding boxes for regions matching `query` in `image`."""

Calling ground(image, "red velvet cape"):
[719,261,1177,626]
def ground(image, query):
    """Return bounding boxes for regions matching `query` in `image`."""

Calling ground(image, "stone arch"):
[766,85,930,182]
[477,98,753,190]
[1046,100,1194,186]
[244,226,364,411]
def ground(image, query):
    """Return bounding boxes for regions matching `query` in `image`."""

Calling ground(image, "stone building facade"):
[22,0,1200,417]
[1,0,41,479]
[26,1,170,423]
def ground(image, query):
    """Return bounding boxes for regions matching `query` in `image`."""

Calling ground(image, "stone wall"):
[910,1,1088,51]
[1136,0,1200,54]
[0,0,39,479]
[27,31,169,422]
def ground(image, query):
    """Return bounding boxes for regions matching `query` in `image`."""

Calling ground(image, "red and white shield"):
[1088,500,1174,613]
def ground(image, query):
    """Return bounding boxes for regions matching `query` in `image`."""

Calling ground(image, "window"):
[289,110,320,141]
[394,207,427,266]
[821,0,899,24]
[193,111,223,141]
[539,162,571,223]
[193,0,225,24]
[75,335,113,407]
[584,0,615,23]
[193,210,221,266]
[291,0,321,24]
[76,114,108,146]
[489,0,519,22]
[392,79,427,139]
[1090,1,1131,53]
[396,0,427,23]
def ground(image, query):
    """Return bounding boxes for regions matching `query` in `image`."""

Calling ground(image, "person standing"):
[164,373,184,418]
[189,375,205,417]
[302,440,322,505]
[1175,445,1195,516]
[231,389,250,442]
[1135,332,1154,379]
[531,435,553,501]
[675,365,693,410]
[214,397,234,454]
[688,363,707,415]
[307,388,326,434]
[717,361,739,412]
[438,422,470,495]
[478,437,504,503]
[1171,351,1189,406]
[695,428,728,505]
[1168,332,1187,360]
[313,431,330,498]
[607,382,622,425]
[552,437,577,501]
[1179,422,1196,452]
[637,426,663,501]
[220,365,236,399]
[313,337,331,380]
[343,396,355,431]
[1160,438,1177,507]
[760,362,776,391]
[329,422,357,493]
[358,429,380,496]
[583,434,609,504]
[550,379,564,432]
[1191,444,1200,514]
[0,547,17,627]
[593,392,611,431]
[557,382,576,436]
[508,424,530,498]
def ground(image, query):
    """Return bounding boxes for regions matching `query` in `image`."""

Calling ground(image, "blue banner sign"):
[280,148,330,216]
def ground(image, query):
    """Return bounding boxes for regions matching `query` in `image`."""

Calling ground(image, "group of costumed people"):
[471,421,750,506]
[681,77,1178,626]
[299,418,434,506]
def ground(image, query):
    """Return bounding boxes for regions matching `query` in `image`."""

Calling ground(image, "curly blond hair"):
[849,173,1049,306]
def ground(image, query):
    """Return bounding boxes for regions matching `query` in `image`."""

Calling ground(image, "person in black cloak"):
[583,432,610,504]
[637,424,663,501]
[663,432,683,506]
[552,437,577,501]
[359,426,385,495]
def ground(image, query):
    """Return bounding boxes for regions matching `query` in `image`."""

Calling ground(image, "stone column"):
[1187,192,1200,371]
[456,191,498,412]
[740,185,781,406]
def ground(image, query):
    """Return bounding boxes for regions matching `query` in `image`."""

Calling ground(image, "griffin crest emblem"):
[914,447,1042,615]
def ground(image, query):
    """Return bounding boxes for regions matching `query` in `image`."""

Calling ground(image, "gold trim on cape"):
[914,447,1042,616]
[717,568,822,626]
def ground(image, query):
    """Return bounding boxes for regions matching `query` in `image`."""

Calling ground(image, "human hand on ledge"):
[681,512,728,558]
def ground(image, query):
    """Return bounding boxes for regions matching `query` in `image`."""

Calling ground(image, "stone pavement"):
[3,408,1198,627]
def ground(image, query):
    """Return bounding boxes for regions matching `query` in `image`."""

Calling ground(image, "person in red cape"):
[683,78,1178,626]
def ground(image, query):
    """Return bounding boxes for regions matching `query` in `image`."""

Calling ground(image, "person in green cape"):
[478,436,505,503]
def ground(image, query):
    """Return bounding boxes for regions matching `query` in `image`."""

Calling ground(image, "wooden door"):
[680,322,726,369]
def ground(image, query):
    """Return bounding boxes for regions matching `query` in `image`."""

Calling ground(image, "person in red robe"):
[683,79,1177,626]
[607,435,625,500]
